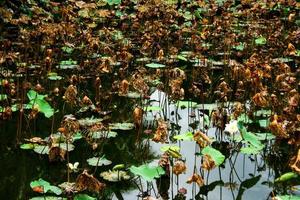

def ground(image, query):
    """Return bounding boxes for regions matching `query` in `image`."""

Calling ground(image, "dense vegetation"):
[0,0,299,199]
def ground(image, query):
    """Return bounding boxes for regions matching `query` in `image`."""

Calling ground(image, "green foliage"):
[30,178,62,195]
[146,63,166,68]
[255,36,267,45]
[174,132,193,141]
[27,90,54,118]
[87,155,112,166]
[129,164,165,181]
[74,194,96,200]
[201,146,225,166]
[275,172,299,183]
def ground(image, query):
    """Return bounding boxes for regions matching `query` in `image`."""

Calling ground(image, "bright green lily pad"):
[146,63,166,68]
[129,164,165,181]
[255,36,267,45]
[201,146,225,166]
[174,132,193,141]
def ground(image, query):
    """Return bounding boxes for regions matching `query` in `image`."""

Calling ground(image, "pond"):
[0,0,300,200]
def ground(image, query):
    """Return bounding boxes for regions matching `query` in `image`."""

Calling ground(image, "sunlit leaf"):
[255,36,267,45]
[146,63,165,68]
[275,172,299,183]
[174,132,193,141]
[274,195,300,200]
[201,146,225,166]
[129,164,165,181]
[20,143,35,150]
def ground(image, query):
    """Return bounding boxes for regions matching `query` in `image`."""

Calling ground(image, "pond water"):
[1,90,281,200]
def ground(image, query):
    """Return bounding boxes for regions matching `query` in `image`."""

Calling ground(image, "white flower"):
[224,120,239,135]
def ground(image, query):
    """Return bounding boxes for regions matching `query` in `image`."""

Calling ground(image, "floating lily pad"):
[146,63,166,68]
[90,131,117,139]
[87,155,112,166]
[78,117,103,126]
[109,122,134,130]
[100,170,130,182]
[33,145,50,154]
[126,91,142,99]
[30,178,62,195]
[129,164,165,181]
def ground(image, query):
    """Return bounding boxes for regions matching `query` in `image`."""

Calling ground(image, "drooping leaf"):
[174,132,193,141]
[129,164,165,181]
[160,145,182,158]
[87,155,112,166]
[198,180,224,196]
[201,146,225,166]
[20,143,35,150]
[74,194,96,200]
[275,172,299,183]
[236,175,261,200]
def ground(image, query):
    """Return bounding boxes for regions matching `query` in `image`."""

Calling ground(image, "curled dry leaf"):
[172,160,187,175]
[193,131,211,148]
[186,173,204,187]
[133,107,143,128]
[202,154,216,171]
[75,170,105,193]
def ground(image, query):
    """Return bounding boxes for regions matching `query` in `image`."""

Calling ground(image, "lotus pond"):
[0,0,300,200]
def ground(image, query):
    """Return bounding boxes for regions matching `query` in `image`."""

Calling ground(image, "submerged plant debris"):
[0,0,300,199]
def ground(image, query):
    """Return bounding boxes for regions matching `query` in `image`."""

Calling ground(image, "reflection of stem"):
[219,167,222,200]
[67,138,70,183]
[229,153,242,182]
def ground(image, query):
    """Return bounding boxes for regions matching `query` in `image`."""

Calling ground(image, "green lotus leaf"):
[74,194,96,200]
[275,172,299,183]
[87,155,112,166]
[109,122,134,130]
[30,178,62,195]
[100,170,130,182]
[201,146,225,166]
[146,63,165,68]
[174,132,193,141]
[129,164,165,181]
[33,145,50,154]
